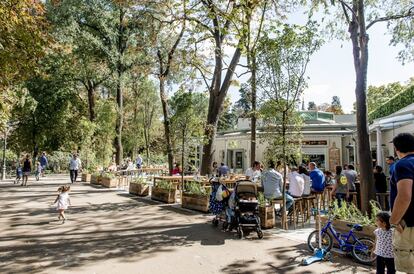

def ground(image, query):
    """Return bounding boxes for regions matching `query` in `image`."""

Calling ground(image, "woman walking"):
[22,154,31,186]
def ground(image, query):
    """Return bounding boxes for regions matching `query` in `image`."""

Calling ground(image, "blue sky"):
[228,16,414,114]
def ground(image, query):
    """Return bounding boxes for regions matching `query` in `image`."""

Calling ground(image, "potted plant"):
[258,192,275,229]
[181,181,210,212]
[81,168,92,182]
[100,172,118,188]
[151,180,177,203]
[90,172,102,185]
[129,177,149,196]
[319,200,379,240]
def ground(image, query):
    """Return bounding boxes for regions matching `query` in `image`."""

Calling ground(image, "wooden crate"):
[182,193,209,212]
[129,183,149,196]
[101,177,118,188]
[90,174,101,185]
[151,187,176,203]
[319,216,375,240]
[81,173,91,182]
[259,205,275,229]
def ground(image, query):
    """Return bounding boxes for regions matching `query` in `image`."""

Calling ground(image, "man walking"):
[39,152,48,177]
[136,154,143,169]
[389,133,414,274]
[69,154,82,183]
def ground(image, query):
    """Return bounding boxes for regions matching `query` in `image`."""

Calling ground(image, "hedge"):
[369,85,414,122]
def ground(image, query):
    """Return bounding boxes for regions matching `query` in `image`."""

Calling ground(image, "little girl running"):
[373,211,395,274]
[53,185,71,223]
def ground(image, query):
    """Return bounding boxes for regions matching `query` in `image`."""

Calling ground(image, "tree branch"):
[366,7,414,30]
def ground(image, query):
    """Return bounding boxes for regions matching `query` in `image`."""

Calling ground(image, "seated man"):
[218,162,230,177]
[287,166,304,198]
[262,160,293,213]
[308,162,325,193]
[245,161,261,183]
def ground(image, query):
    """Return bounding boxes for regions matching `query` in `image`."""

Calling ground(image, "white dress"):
[56,192,70,210]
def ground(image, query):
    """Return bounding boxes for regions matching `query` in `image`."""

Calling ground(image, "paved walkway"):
[0,175,374,274]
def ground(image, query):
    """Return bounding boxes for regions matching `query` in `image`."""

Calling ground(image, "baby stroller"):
[233,180,263,239]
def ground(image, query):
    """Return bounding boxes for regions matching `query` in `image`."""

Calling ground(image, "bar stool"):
[302,195,316,222]
[271,198,286,229]
[349,192,358,207]
[289,197,305,229]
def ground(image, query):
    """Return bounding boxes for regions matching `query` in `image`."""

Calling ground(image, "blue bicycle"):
[307,213,376,265]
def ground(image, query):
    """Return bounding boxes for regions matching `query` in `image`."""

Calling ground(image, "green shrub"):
[369,85,414,121]
[101,171,116,179]
[131,177,149,185]
[48,151,71,172]
[330,200,381,226]
[184,181,209,195]
[156,180,174,190]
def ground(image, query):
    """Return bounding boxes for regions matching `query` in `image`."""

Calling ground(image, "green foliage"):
[48,151,71,173]
[0,0,49,89]
[258,22,321,165]
[258,192,266,207]
[156,181,174,191]
[170,90,207,165]
[184,181,209,195]
[131,177,149,185]
[94,100,117,168]
[330,200,381,226]
[369,84,414,121]
[101,171,116,179]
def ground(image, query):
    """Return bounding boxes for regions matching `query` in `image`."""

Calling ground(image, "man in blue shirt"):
[389,133,414,273]
[39,152,48,177]
[308,162,325,192]
[218,163,230,177]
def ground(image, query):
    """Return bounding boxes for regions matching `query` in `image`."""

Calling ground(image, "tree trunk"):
[115,76,123,165]
[200,47,242,175]
[200,93,227,175]
[86,80,96,122]
[159,77,174,175]
[250,52,257,166]
[281,111,288,230]
[350,1,376,213]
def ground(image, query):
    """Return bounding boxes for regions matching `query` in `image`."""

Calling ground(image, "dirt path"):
[0,175,373,274]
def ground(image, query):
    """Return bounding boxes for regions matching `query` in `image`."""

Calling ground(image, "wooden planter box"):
[101,177,118,188]
[129,183,149,196]
[91,174,101,185]
[319,216,375,240]
[259,205,275,229]
[182,193,209,212]
[151,187,177,203]
[81,173,91,182]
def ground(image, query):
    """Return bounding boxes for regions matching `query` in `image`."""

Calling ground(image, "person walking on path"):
[53,185,71,223]
[69,154,81,183]
[21,154,31,186]
[373,211,395,274]
[136,154,143,169]
[39,152,48,177]
[389,133,414,274]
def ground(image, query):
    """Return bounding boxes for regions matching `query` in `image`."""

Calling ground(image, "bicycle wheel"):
[352,237,376,265]
[307,230,333,252]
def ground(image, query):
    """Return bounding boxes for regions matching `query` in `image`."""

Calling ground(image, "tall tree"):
[155,21,186,174]
[258,23,321,229]
[48,0,154,164]
[0,0,48,129]
[312,0,414,212]
[325,95,344,114]
[307,101,317,110]
[186,0,260,175]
